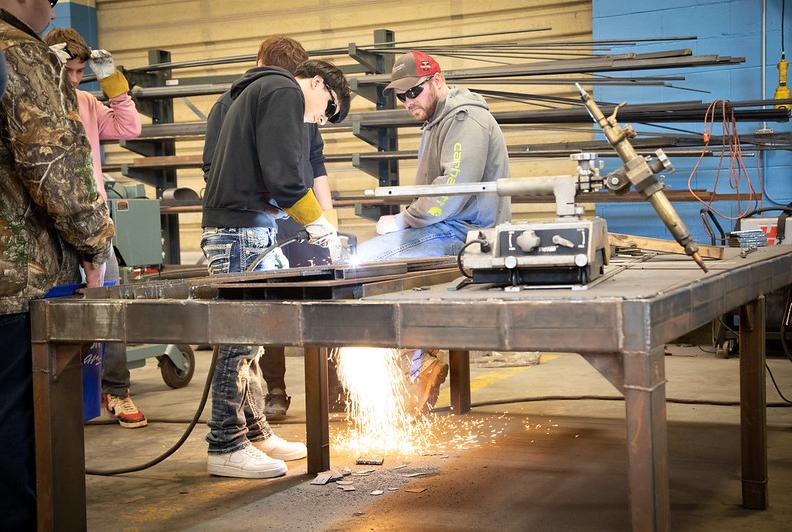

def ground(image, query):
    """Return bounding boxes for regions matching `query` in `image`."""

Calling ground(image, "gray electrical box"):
[108,197,163,267]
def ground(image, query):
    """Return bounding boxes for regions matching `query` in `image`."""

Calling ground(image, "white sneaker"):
[254,435,307,461]
[207,446,287,478]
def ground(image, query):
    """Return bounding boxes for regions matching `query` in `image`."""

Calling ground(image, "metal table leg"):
[304,347,329,474]
[739,296,768,509]
[623,345,669,532]
[31,341,86,532]
[449,350,471,414]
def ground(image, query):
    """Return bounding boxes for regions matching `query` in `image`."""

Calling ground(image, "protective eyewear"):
[324,83,339,122]
[396,77,431,103]
[49,1,58,7]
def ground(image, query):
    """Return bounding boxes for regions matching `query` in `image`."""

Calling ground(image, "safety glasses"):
[395,77,431,103]
[323,82,339,122]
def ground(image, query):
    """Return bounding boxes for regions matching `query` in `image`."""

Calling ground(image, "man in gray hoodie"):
[355,51,511,412]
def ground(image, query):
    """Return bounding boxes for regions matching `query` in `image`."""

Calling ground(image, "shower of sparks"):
[331,347,512,456]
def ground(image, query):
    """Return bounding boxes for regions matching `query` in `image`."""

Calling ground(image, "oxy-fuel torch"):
[575,83,707,272]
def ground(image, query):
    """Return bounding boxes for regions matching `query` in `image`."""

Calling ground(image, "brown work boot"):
[410,357,449,413]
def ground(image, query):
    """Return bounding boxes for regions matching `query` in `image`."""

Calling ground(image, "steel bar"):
[304,347,330,474]
[31,343,86,532]
[106,31,692,76]
[354,52,742,85]
[111,53,741,102]
[515,131,792,153]
[739,296,768,509]
[130,100,788,142]
[118,147,742,177]
[449,350,472,414]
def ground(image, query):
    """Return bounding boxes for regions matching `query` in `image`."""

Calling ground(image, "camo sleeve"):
[4,40,114,264]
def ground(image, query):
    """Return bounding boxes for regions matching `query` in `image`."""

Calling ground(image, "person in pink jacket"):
[44,27,146,429]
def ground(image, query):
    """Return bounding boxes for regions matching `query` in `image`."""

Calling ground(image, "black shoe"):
[264,390,291,421]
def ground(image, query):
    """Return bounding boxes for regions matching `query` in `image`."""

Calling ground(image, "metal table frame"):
[30,247,792,531]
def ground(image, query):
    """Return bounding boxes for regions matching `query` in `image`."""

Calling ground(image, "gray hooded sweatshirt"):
[403,87,511,233]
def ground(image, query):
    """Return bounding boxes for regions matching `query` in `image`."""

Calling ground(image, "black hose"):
[245,230,310,272]
[85,346,218,476]
[433,394,792,411]
[456,238,490,279]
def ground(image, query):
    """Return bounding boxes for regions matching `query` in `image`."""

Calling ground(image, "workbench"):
[30,247,792,531]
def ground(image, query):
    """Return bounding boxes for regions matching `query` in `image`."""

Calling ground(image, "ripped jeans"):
[200,226,288,453]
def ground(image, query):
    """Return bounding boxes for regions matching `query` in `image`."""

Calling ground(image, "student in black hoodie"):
[201,59,350,479]
[202,37,335,422]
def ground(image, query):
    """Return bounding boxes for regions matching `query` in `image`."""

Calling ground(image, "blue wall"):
[593,0,792,242]
[49,1,97,48]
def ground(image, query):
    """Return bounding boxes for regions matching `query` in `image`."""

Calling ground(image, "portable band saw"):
[364,84,707,289]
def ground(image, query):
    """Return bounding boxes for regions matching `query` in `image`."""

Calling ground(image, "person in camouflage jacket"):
[0,16,114,314]
[0,2,115,529]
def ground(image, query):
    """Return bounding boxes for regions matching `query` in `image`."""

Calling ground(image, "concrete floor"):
[84,346,792,531]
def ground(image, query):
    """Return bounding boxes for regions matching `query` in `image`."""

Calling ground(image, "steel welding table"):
[30,247,792,531]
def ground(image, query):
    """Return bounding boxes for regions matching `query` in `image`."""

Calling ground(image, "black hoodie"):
[202,66,308,228]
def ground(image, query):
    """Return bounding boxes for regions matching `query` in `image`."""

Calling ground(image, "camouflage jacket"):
[0,10,114,314]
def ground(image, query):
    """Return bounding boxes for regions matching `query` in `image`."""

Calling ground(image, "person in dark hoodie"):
[202,36,335,422]
[354,51,511,414]
[201,57,350,479]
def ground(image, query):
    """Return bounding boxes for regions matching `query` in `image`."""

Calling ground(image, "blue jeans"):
[200,227,288,453]
[101,252,130,397]
[354,221,468,263]
[0,312,36,530]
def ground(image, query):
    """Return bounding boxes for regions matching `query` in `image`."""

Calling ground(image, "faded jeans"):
[200,226,288,453]
[353,220,468,263]
[355,221,468,378]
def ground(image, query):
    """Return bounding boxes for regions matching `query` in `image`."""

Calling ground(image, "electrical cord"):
[456,236,491,279]
[86,232,323,475]
[766,362,792,405]
[85,348,791,476]
[687,100,760,220]
[85,346,218,476]
[431,394,792,411]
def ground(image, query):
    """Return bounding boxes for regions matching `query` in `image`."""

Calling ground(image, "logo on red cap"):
[419,60,432,72]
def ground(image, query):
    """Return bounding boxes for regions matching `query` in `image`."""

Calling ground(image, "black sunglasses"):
[396,77,431,103]
[323,83,339,122]
[49,1,58,7]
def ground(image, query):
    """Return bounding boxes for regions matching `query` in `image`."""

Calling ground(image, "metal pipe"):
[763,0,768,130]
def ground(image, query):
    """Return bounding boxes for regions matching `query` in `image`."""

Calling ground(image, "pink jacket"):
[77,90,142,199]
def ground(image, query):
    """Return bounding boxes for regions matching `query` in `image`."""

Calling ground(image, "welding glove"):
[284,189,343,261]
[88,49,115,79]
[305,214,343,263]
[49,43,70,65]
[89,49,130,99]
[376,212,408,235]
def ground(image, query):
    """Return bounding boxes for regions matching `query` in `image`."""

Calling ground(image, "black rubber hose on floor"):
[85,346,218,476]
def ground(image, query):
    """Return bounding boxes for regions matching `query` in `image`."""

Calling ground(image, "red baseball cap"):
[384,51,442,92]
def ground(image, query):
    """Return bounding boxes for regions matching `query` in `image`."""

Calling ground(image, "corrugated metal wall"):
[96,0,593,257]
